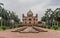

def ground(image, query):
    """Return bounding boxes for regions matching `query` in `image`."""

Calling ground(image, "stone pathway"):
[0,27,60,38]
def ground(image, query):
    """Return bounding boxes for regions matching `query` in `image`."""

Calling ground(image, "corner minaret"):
[22,14,24,17]
[36,14,38,17]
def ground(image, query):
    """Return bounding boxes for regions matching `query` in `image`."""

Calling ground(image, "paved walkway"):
[0,27,60,38]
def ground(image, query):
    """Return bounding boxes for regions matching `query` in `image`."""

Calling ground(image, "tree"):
[41,8,60,26]
[0,3,20,27]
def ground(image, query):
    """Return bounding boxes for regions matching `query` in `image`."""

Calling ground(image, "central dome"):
[27,10,33,16]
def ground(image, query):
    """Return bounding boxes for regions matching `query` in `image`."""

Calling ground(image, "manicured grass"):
[0,25,22,31]
[0,26,12,30]
[0,27,3,30]
[58,27,60,30]
[40,25,60,30]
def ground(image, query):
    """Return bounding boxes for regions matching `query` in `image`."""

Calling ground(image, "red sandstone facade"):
[22,10,38,26]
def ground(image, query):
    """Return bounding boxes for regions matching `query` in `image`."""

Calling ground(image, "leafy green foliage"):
[41,8,60,26]
[0,3,20,29]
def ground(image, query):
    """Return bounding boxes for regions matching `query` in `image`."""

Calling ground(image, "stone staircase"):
[33,26,47,32]
[11,26,27,32]
[20,26,39,33]
[11,26,47,33]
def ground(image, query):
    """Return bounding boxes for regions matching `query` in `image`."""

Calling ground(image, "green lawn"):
[0,26,11,30]
[0,27,3,30]
[0,25,23,31]
[40,25,60,30]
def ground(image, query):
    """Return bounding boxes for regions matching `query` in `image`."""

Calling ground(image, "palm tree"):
[0,3,4,27]
[0,3,20,29]
[45,9,53,25]
[54,8,60,26]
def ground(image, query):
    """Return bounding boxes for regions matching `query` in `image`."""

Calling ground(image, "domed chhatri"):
[27,10,33,16]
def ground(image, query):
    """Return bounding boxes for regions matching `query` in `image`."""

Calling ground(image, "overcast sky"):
[0,0,60,21]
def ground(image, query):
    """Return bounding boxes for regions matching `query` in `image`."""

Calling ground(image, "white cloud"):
[0,0,60,21]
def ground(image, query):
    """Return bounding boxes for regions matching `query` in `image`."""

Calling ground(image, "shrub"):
[2,27,6,30]
[54,26,58,30]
